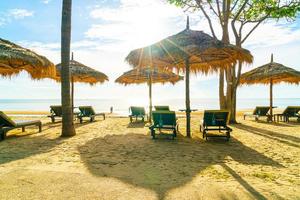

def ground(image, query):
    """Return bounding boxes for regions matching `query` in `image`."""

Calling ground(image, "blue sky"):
[0,0,300,103]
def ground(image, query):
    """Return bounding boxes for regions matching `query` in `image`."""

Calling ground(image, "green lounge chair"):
[129,106,146,122]
[274,106,300,122]
[77,106,105,123]
[154,106,170,111]
[200,110,232,141]
[243,106,271,121]
[48,105,62,123]
[0,111,42,141]
[149,111,178,139]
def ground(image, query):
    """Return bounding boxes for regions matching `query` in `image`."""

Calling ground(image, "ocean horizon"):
[0,98,299,115]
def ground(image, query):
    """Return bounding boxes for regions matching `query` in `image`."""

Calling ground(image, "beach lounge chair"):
[243,106,271,121]
[0,111,42,141]
[77,106,105,123]
[200,110,232,141]
[274,106,300,122]
[154,106,170,111]
[149,111,178,139]
[129,106,146,122]
[48,105,62,123]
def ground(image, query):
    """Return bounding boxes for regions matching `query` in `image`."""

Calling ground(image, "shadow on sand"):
[0,121,94,165]
[79,134,282,199]
[127,121,146,128]
[233,123,300,148]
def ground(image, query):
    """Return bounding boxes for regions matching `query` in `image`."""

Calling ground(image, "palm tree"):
[61,0,76,136]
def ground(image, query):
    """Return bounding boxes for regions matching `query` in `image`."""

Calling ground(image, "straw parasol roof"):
[0,38,55,79]
[115,67,183,122]
[239,54,300,121]
[55,59,108,85]
[115,67,183,85]
[239,61,300,85]
[55,55,108,112]
[126,22,253,74]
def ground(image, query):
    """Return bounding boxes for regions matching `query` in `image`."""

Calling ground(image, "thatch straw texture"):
[115,67,183,85]
[55,60,108,85]
[240,62,300,85]
[0,38,55,79]
[125,29,253,73]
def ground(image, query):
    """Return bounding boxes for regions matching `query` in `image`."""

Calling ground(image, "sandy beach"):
[0,111,299,200]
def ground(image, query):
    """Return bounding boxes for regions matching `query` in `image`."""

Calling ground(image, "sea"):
[0,98,299,116]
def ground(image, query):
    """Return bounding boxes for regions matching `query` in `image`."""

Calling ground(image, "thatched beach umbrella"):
[55,53,108,110]
[240,54,300,121]
[0,38,55,79]
[115,67,183,122]
[126,17,253,137]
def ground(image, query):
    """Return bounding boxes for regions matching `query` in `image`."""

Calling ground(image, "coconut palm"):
[61,0,75,136]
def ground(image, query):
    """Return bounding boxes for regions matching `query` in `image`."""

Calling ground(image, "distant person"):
[110,106,113,113]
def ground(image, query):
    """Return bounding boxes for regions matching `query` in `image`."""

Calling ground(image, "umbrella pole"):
[269,78,273,122]
[185,58,191,137]
[149,76,152,123]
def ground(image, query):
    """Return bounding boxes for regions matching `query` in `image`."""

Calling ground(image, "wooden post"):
[269,78,273,122]
[148,76,152,123]
[269,53,274,122]
[185,58,191,137]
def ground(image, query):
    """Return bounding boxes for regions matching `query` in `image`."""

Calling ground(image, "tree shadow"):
[233,124,300,148]
[221,164,268,200]
[245,119,294,127]
[79,134,282,199]
[0,134,66,165]
[127,122,146,128]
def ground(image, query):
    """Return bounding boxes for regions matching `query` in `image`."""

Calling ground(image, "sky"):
[0,0,300,103]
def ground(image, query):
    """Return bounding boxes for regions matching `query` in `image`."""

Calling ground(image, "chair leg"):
[38,123,42,132]
[0,131,4,141]
[151,129,155,139]
[22,126,25,132]
[51,117,55,123]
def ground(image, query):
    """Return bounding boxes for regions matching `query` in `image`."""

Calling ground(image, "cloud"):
[0,8,34,26]
[86,0,186,51]
[41,0,51,4]
[8,9,34,19]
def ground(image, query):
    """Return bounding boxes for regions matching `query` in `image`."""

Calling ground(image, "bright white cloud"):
[41,0,51,4]
[0,8,34,26]
[87,0,186,51]
[8,9,34,19]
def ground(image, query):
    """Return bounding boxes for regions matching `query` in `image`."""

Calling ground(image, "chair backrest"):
[253,106,270,116]
[0,111,16,127]
[79,106,95,116]
[130,106,145,116]
[152,111,176,127]
[50,105,62,116]
[203,110,230,127]
[282,106,300,116]
[154,106,170,111]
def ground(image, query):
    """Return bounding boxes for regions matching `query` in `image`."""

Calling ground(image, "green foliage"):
[167,0,300,22]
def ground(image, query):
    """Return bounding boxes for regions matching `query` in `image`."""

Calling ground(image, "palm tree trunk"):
[185,58,191,138]
[61,0,75,136]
